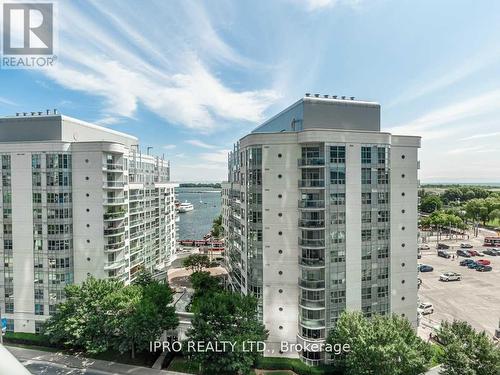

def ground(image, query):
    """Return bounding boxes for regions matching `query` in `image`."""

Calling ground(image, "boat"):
[177,201,194,213]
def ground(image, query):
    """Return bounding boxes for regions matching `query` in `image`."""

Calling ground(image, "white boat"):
[177,201,194,213]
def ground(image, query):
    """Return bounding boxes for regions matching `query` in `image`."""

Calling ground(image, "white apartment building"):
[0,113,177,333]
[221,94,421,364]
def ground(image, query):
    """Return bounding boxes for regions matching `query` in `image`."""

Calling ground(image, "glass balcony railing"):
[103,181,125,188]
[298,200,325,209]
[298,158,325,167]
[299,298,325,309]
[103,197,126,205]
[298,219,325,228]
[298,179,325,188]
[103,211,126,220]
[299,256,325,267]
[299,238,325,247]
[103,163,123,171]
[299,317,326,329]
[104,241,126,251]
[104,226,126,236]
[299,278,325,289]
[104,258,126,270]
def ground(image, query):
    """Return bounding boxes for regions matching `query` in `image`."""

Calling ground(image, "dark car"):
[476,265,492,272]
[456,250,471,257]
[483,249,498,256]
[460,259,475,266]
[437,250,451,259]
[460,243,473,248]
[437,243,450,249]
[467,261,479,269]
[468,250,479,256]
[419,264,434,272]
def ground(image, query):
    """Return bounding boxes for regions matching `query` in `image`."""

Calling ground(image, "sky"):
[1,0,500,183]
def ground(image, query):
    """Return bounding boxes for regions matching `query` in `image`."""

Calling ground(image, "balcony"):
[298,200,325,209]
[103,197,126,205]
[103,211,126,221]
[104,226,126,237]
[299,278,325,289]
[103,181,125,189]
[299,256,325,267]
[299,238,325,247]
[104,241,126,252]
[299,317,326,329]
[103,163,124,172]
[299,298,325,309]
[298,179,325,188]
[298,158,325,167]
[104,258,126,270]
[298,219,325,229]
[129,194,144,203]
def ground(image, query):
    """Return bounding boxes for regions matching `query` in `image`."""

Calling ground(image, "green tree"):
[43,277,123,353]
[183,253,212,273]
[327,312,432,375]
[189,271,223,312]
[132,268,154,286]
[489,208,500,223]
[438,320,500,375]
[420,194,443,213]
[186,290,268,375]
[211,214,223,238]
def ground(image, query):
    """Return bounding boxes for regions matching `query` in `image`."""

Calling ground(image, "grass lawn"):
[167,356,200,374]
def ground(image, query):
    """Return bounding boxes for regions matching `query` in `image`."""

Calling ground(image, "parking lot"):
[417,239,500,339]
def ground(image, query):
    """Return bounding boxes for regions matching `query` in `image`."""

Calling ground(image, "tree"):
[327,312,432,375]
[489,209,500,223]
[186,290,268,375]
[438,320,500,375]
[420,194,443,213]
[189,271,223,312]
[211,214,223,238]
[43,277,123,353]
[183,254,212,273]
[132,269,154,286]
[44,274,178,358]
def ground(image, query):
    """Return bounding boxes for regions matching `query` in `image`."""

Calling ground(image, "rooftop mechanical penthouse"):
[221,94,421,365]
[0,113,177,333]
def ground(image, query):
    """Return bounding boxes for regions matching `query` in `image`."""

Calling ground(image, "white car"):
[418,244,430,250]
[439,272,461,282]
[418,302,434,315]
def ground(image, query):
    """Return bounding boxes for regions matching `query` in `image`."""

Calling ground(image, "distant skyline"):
[1,0,500,182]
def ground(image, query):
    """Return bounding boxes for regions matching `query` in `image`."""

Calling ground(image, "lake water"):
[175,187,222,240]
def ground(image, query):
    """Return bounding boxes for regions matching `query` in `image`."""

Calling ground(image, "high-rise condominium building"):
[222,95,420,364]
[0,113,177,333]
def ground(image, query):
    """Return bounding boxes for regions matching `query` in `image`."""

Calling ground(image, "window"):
[377,168,389,184]
[377,147,387,164]
[33,192,42,203]
[362,287,372,300]
[378,211,389,223]
[378,192,389,204]
[35,303,44,315]
[362,192,372,205]
[362,229,372,242]
[331,290,346,304]
[361,146,372,164]
[377,286,389,298]
[378,229,390,240]
[361,168,371,184]
[330,169,346,185]
[331,193,345,205]
[35,321,44,334]
[5,302,14,313]
[378,267,389,280]
[361,268,372,281]
[378,246,389,259]
[362,211,371,224]
[330,146,345,164]
[331,211,345,225]
[32,154,41,169]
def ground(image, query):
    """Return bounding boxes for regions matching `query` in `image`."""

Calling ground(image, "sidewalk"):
[5,345,188,375]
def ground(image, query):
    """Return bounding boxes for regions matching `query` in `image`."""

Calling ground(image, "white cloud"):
[42,1,278,132]
[299,0,363,11]
[163,144,177,150]
[200,149,230,164]
[95,116,121,126]
[459,131,500,141]
[185,139,217,149]
[0,97,16,106]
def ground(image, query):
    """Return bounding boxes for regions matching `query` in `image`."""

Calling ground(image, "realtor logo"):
[1,2,56,68]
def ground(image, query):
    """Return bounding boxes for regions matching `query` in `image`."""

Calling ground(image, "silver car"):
[439,272,461,282]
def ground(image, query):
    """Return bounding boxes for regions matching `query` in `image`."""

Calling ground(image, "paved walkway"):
[6,345,187,375]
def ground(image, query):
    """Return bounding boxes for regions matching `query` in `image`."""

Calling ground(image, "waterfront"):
[176,187,221,239]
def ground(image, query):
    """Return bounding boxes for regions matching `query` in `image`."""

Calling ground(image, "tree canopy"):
[43,274,178,358]
[183,253,212,273]
[420,194,443,213]
[327,312,432,375]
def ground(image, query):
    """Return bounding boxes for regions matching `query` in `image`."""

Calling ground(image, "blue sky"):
[1,0,500,182]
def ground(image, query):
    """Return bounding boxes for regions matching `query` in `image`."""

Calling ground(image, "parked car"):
[418,244,431,250]
[467,261,479,269]
[476,259,491,266]
[437,243,450,249]
[419,264,434,272]
[418,302,434,315]
[476,265,493,272]
[437,250,451,259]
[483,249,498,256]
[468,250,480,256]
[460,259,475,266]
[476,251,485,256]
[456,249,471,257]
[440,272,461,282]
[460,243,473,248]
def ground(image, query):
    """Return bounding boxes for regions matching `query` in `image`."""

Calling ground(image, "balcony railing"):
[298,179,325,188]
[298,158,325,167]
[299,298,325,309]
[104,226,126,236]
[298,219,325,228]
[104,211,126,220]
[104,258,126,270]
[298,200,325,209]
[103,181,125,188]
[299,278,325,289]
[299,238,325,247]
[104,241,126,251]
[299,256,325,267]
[299,317,326,329]
[103,163,124,171]
[103,197,126,205]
